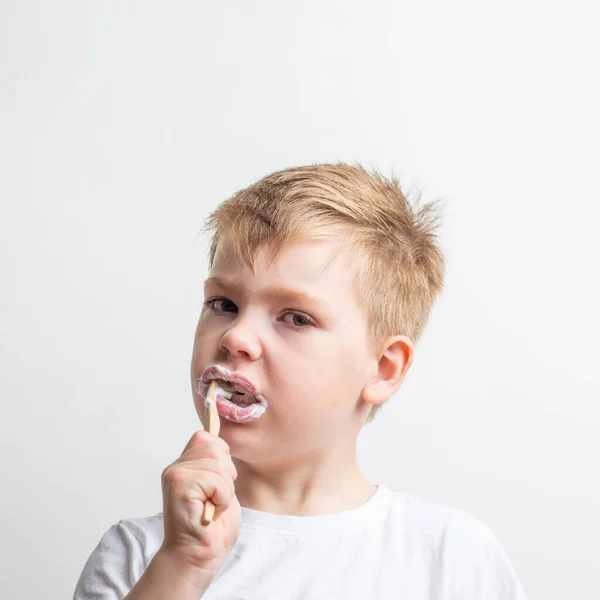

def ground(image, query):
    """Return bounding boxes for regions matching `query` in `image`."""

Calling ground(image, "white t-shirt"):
[73,484,528,599]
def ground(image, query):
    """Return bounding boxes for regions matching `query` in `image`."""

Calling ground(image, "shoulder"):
[381,488,528,599]
[73,513,164,600]
[398,490,498,547]
[112,512,165,551]
[380,486,494,543]
[95,512,165,563]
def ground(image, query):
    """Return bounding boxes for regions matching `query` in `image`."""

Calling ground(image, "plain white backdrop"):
[1,1,599,599]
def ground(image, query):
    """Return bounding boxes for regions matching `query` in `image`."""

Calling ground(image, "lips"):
[193,365,269,422]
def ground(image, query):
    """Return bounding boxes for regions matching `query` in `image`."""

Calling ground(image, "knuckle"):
[218,438,231,454]
[183,494,200,511]
[161,465,174,485]
[191,430,211,445]
[163,466,187,488]
[202,443,222,460]
[219,460,236,480]
[187,430,230,456]
[217,473,234,497]
[216,459,230,474]
[169,468,188,486]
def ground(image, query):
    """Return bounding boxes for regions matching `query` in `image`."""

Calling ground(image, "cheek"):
[191,393,204,420]
[281,366,351,414]
[190,321,217,371]
[311,347,369,408]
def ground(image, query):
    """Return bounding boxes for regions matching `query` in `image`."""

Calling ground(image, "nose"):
[218,317,262,360]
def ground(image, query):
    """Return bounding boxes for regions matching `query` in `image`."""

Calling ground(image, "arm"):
[73,521,221,600]
[123,547,214,600]
[74,431,241,600]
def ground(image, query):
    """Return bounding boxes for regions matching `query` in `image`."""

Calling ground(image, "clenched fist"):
[160,430,241,578]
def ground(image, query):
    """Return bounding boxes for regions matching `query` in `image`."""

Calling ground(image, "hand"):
[159,430,241,579]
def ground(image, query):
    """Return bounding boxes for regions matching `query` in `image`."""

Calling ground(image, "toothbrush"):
[200,380,233,525]
[201,381,221,525]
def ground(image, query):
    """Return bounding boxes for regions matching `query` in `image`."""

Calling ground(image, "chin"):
[220,421,273,463]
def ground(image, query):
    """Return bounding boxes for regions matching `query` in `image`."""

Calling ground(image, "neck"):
[232,441,375,516]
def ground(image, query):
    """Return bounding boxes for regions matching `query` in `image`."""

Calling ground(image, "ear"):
[362,335,414,407]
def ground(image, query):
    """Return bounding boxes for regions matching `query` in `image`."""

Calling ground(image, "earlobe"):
[362,335,414,406]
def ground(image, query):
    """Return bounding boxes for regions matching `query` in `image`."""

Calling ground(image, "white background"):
[1,2,599,599]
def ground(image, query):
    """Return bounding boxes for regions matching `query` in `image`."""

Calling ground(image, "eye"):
[282,312,315,328]
[204,297,238,313]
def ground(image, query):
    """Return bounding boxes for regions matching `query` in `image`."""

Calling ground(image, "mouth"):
[193,365,269,423]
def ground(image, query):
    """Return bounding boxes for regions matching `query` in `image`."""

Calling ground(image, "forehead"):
[208,237,360,300]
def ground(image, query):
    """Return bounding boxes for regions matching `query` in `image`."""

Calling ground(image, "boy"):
[74,163,528,599]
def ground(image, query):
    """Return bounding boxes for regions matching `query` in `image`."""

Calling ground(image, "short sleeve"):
[73,521,148,600]
[445,512,529,600]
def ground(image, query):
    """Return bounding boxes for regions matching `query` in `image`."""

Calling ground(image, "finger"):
[182,430,230,455]
[212,495,238,521]
[179,438,228,462]
[173,460,236,496]
[177,440,236,475]
[165,464,234,505]
[175,456,237,483]
[174,471,234,516]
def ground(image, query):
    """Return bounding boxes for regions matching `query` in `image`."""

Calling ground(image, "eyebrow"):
[204,276,325,308]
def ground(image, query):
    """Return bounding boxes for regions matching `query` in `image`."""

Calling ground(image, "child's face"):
[190,236,379,463]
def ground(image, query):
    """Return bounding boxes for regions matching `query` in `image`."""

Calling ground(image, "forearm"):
[124,547,217,600]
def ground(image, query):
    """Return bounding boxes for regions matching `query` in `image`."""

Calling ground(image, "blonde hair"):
[204,163,445,420]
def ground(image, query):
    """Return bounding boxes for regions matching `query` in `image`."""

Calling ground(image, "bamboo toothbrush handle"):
[201,381,221,526]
